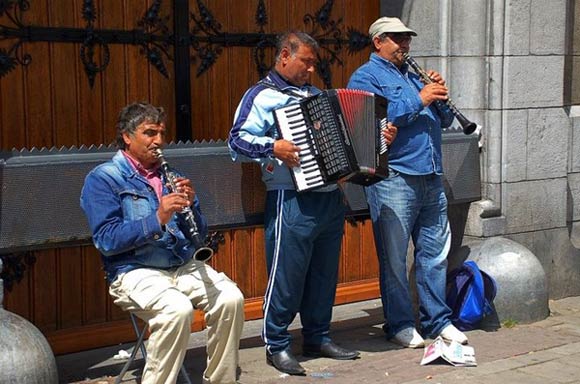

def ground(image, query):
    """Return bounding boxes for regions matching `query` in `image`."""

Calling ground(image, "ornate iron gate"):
[0,0,369,141]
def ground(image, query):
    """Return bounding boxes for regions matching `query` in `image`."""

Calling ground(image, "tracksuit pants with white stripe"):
[262,188,346,354]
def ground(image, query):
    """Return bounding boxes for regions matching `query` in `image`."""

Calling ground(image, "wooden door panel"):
[1,0,381,354]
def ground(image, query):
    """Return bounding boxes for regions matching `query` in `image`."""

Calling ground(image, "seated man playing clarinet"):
[80,101,244,384]
[347,17,468,349]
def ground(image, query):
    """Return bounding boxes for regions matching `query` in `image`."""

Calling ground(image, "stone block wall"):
[380,0,580,298]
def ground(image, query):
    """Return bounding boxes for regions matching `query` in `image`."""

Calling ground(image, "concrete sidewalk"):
[57,296,580,384]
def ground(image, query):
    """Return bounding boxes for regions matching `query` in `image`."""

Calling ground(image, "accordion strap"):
[258,79,309,99]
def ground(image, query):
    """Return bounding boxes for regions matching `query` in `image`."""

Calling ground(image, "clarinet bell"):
[193,246,214,262]
[455,111,477,135]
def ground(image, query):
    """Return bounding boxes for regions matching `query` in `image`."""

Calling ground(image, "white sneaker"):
[390,327,425,348]
[439,324,468,345]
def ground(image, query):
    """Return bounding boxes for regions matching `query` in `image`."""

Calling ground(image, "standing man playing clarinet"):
[80,102,245,384]
[227,31,363,376]
[347,17,468,348]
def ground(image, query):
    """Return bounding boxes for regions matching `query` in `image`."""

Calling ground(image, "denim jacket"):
[347,53,455,175]
[80,150,208,283]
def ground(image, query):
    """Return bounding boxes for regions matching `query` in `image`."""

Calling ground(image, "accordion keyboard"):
[274,104,325,190]
[274,89,388,192]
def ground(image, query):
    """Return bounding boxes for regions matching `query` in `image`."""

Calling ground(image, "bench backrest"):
[0,133,480,254]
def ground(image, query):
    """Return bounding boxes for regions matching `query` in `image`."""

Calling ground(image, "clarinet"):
[153,148,214,262]
[403,53,477,135]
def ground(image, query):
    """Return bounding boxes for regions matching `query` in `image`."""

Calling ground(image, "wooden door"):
[0,0,380,354]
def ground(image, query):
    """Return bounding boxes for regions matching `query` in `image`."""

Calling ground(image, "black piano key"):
[288,117,304,125]
[286,110,302,119]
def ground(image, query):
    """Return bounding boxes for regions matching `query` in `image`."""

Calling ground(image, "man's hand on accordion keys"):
[382,123,398,146]
[273,139,302,168]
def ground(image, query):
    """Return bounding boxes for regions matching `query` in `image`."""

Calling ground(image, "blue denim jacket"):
[347,53,455,175]
[80,150,208,283]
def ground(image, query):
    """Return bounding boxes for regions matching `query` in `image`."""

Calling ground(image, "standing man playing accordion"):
[80,102,244,384]
[228,31,366,376]
[347,17,468,349]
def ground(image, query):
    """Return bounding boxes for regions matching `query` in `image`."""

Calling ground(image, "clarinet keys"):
[153,148,214,262]
[403,53,477,135]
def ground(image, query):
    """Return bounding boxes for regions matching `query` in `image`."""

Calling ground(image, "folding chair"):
[115,313,192,384]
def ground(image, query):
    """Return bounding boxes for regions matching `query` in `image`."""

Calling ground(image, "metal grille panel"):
[440,133,482,205]
[0,134,480,253]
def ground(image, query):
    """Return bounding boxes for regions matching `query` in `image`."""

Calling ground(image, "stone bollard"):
[467,237,549,325]
[0,258,58,384]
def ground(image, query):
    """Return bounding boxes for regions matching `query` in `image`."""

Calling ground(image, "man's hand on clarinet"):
[157,192,190,225]
[157,177,195,226]
[273,139,301,168]
[426,70,446,86]
[418,70,449,107]
[173,177,196,203]
[419,82,449,107]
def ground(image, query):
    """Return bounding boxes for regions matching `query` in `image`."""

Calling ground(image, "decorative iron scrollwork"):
[0,0,172,87]
[189,0,223,77]
[138,0,171,79]
[0,0,31,77]
[0,0,370,89]
[189,0,370,88]
[0,252,35,292]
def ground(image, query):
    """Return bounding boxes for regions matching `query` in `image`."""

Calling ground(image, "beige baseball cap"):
[369,17,417,39]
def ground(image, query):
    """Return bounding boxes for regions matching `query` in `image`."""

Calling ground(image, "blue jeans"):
[365,170,452,339]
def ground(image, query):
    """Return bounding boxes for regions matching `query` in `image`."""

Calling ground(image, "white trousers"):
[109,259,245,384]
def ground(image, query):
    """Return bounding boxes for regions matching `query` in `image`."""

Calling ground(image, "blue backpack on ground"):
[446,260,498,331]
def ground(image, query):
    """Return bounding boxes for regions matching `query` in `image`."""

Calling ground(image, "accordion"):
[274,88,389,192]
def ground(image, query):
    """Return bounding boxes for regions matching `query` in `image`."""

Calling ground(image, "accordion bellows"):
[274,88,389,192]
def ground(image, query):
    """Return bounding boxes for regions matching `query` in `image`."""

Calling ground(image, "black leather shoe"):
[266,350,306,376]
[303,341,360,360]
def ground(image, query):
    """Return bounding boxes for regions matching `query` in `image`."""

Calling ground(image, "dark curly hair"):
[116,102,166,149]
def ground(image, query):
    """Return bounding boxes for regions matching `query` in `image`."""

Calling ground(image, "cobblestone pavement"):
[57,296,580,384]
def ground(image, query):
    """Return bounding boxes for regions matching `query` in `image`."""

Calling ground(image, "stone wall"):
[380,0,580,298]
